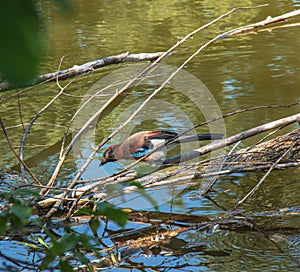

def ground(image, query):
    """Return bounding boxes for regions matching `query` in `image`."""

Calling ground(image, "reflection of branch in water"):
[0,118,41,186]
[71,206,299,270]
[234,142,297,208]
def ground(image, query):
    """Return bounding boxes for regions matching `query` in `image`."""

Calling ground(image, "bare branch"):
[0,118,41,185]
[221,9,300,38]
[0,52,167,91]
[164,113,300,164]
[18,57,78,189]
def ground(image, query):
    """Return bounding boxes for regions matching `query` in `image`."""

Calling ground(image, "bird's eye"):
[108,150,114,159]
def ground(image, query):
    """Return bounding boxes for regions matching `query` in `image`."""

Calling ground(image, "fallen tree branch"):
[37,171,136,209]
[164,113,300,164]
[221,9,300,38]
[139,128,300,188]
[0,52,166,91]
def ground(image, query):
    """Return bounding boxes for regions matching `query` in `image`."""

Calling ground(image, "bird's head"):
[100,145,117,165]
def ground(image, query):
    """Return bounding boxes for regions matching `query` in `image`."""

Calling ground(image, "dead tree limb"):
[164,113,300,164]
[233,127,300,163]
[142,128,300,189]
[221,9,300,38]
[0,52,165,91]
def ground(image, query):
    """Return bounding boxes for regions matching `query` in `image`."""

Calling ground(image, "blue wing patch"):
[131,148,152,158]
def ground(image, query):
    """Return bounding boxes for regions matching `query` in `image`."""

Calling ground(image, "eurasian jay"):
[100,130,223,165]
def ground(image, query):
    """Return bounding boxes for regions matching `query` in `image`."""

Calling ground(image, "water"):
[0,0,300,270]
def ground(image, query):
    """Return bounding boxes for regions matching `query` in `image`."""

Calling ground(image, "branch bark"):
[221,9,300,38]
[164,113,300,164]
[0,52,165,91]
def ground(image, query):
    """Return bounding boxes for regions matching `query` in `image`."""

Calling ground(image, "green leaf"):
[73,249,90,265]
[90,218,100,233]
[51,233,78,255]
[40,254,55,270]
[96,202,128,227]
[128,181,144,189]
[0,216,8,235]
[59,260,73,272]
[13,187,40,198]
[17,241,40,249]
[0,0,43,85]
[37,236,49,249]
[74,206,93,216]
[11,205,32,223]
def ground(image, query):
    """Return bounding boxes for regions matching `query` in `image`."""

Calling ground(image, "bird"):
[100,130,223,165]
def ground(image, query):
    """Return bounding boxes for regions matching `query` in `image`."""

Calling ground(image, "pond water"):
[0,0,300,270]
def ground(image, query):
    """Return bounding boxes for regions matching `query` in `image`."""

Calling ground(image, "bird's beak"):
[99,159,107,166]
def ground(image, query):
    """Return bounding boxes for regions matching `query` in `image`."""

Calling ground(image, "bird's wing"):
[129,131,175,159]
[146,130,178,140]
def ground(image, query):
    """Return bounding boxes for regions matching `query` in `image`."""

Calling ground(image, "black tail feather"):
[173,133,223,143]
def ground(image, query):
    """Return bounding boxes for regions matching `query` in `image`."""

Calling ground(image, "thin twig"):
[200,140,242,195]
[221,9,300,38]
[17,94,25,131]
[0,118,41,185]
[19,56,66,183]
